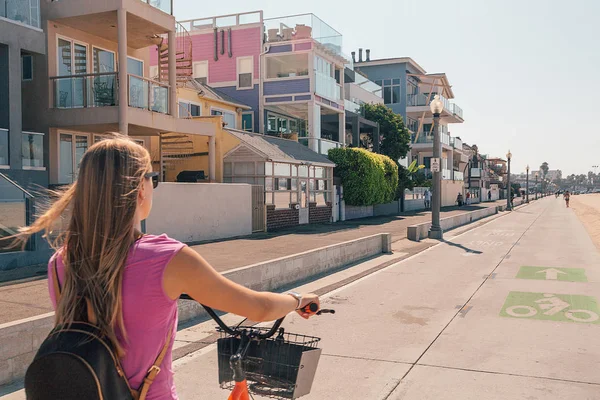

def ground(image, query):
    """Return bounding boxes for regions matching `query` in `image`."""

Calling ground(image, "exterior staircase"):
[157,22,193,86]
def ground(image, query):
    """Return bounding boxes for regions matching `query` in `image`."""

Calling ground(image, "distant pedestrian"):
[424,189,431,210]
[564,190,570,208]
[466,192,471,205]
[456,192,464,207]
[488,190,492,202]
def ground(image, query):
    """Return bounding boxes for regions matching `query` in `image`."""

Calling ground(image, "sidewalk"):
[0,200,507,325]
[165,197,599,399]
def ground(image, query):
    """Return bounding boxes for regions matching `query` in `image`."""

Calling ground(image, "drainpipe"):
[117,9,128,134]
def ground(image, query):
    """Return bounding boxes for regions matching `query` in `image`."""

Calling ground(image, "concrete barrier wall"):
[344,205,374,220]
[146,183,252,243]
[373,201,400,216]
[407,206,499,241]
[442,181,465,207]
[0,233,391,386]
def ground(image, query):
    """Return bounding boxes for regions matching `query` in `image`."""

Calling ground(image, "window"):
[59,133,89,184]
[266,112,302,135]
[127,57,144,76]
[237,56,253,89]
[179,101,201,118]
[380,78,402,105]
[193,61,208,85]
[21,132,44,170]
[149,65,159,79]
[0,129,8,166]
[92,47,115,73]
[242,112,254,132]
[266,54,309,79]
[57,37,88,108]
[211,109,236,128]
[22,55,33,81]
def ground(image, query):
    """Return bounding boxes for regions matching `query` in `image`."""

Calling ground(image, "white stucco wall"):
[146,183,253,243]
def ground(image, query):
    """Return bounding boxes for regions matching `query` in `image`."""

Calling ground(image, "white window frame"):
[236,56,254,90]
[127,56,145,77]
[241,111,254,132]
[263,53,310,81]
[91,45,116,73]
[22,54,33,81]
[56,35,89,76]
[193,60,209,84]
[57,132,91,184]
[211,107,237,129]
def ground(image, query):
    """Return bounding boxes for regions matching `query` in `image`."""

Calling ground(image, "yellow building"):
[148,82,251,182]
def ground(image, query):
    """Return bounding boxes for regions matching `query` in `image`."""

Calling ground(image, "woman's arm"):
[163,246,319,321]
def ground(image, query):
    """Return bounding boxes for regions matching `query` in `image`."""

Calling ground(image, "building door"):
[251,185,266,232]
[299,180,309,224]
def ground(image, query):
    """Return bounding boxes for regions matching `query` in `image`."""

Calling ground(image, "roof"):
[225,130,335,167]
[354,57,427,75]
[181,81,251,110]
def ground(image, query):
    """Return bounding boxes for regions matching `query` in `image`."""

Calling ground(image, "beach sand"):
[570,194,600,252]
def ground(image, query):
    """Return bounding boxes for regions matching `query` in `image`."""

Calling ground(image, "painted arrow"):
[536,268,567,280]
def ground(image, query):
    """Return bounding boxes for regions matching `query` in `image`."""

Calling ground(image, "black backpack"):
[24,262,173,400]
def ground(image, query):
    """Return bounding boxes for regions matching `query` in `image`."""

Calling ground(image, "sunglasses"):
[144,172,159,189]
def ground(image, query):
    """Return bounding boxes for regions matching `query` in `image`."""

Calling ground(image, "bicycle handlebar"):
[180,294,334,339]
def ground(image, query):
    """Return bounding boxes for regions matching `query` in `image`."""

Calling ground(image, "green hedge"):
[329,147,398,206]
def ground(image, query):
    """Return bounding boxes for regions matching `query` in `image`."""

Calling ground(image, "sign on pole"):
[431,158,440,172]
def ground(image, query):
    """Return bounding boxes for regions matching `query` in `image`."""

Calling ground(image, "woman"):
[564,190,570,208]
[18,136,319,399]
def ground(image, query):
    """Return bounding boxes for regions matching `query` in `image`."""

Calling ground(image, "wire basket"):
[217,327,322,399]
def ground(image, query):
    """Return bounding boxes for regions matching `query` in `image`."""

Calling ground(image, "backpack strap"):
[133,321,175,400]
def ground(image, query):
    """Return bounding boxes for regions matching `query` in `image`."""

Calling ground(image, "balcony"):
[50,72,169,114]
[264,14,347,61]
[298,137,343,156]
[413,132,451,146]
[143,0,172,15]
[451,137,463,150]
[406,93,464,122]
[0,0,40,28]
[315,71,341,101]
[442,169,452,180]
[454,171,464,181]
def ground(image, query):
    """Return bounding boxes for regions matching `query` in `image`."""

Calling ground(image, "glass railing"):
[344,99,361,114]
[407,93,451,110]
[144,0,172,15]
[442,169,452,180]
[298,137,343,155]
[413,132,451,145]
[315,71,340,101]
[51,72,118,108]
[264,14,345,59]
[128,75,169,114]
[452,137,463,149]
[1,0,40,28]
[454,171,464,181]
[451,103,463,119]
[0,129,8,167]
[0,172,34,253]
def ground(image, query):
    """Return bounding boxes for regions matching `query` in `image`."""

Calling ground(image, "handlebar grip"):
[301,303,335,315]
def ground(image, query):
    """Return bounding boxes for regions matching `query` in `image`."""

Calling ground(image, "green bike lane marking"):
[500,292,600,324]
[516,266,588,282]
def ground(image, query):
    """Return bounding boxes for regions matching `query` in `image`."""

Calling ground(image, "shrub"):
[329,147,398,206]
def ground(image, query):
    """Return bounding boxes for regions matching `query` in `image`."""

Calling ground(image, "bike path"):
[171,197,600,399]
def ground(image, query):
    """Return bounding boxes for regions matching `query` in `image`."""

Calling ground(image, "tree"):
[539,162,549,179]
[362,103,411,162]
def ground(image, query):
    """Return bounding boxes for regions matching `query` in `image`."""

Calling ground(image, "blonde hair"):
[19,134,152,355]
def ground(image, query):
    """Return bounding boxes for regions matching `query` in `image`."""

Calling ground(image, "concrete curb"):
[0,233,391,387]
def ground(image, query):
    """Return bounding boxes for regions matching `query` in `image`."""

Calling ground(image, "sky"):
[174,0,599,176]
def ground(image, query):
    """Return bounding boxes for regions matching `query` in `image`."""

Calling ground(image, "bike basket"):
[217,327,322,399]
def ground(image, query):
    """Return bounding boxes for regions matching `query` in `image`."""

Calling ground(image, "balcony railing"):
[21,132,44,170]
[264,14,346,60]
[451,137,463,149]
[315,71,340,101]
[128,74,169,114]
[407,93,463,119]
[0,129,8,167]
[0,172,35,252]
[413,132,451,146]
[179,11,262,31]
[298,137,343,156]
[442,169,452,180]
[1,0,40,28]
[454,171,464,181]
[143,0,172,15]
[451,103,463,119]
[50,72,170,114]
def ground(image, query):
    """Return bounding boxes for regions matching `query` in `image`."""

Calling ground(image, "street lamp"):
[535,172,539,200]
[526,164,530,203]
[429,95,444,240]
[506,150,512,210]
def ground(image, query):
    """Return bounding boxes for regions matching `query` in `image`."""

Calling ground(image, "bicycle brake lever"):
[316,309,336,315]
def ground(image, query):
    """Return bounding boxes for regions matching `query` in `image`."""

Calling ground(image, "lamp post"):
[429,95,444,240]
[535,172,538,200]
[526,165,530,203]
[506,150,512,210]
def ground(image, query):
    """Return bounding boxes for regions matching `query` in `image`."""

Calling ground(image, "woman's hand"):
[296,293,320,319]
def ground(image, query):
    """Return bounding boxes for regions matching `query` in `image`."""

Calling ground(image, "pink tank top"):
[48,234,186,400]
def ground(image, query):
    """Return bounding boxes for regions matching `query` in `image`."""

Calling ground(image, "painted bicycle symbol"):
[505,293,600,323]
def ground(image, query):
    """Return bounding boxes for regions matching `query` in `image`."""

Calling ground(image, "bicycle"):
[181,295,335,400]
